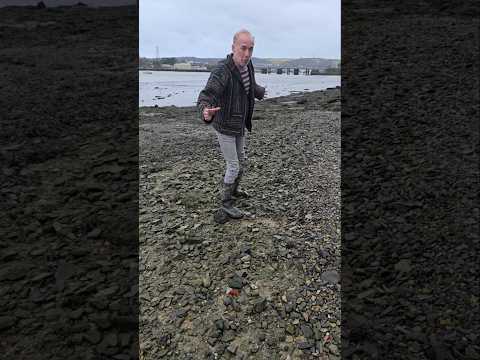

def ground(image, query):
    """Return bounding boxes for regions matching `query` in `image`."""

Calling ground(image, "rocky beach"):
[139,88,341,359]
[1,5,139,359]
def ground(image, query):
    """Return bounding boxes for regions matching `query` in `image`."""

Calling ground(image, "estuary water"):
[139,70,340,107]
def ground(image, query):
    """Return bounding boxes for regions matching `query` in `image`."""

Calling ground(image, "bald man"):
[197,29,266,223]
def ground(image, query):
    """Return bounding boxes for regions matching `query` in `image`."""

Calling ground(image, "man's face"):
[232,33,254,67]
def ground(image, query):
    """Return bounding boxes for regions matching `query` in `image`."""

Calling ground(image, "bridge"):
[258,68,323,75]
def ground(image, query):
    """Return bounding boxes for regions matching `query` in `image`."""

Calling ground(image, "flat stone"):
[328,343,339,354]
[224,297,233,306]
[0,316,17,330]
[321,270,339,284]
[228,276,243,289]
[285,303,294,313]
[104,332,118,347]
[227,343,238,354]
[301,324,314,339]
[297,341,314,349]
[207,337,217,346]
[1,250,17,261]
[69,308,83,320]
[285,323,296,335]
[214,319,224,331]
[253,297,267,313]
[119,333,131,347]
[87,228,102,238]
[85,329,102,344]
[175,307,189,318]
[0,264,29,281]
[202,275,211,288]
[112,355,130,360]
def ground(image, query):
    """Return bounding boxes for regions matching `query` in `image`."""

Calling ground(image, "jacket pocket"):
[223,113,243,132]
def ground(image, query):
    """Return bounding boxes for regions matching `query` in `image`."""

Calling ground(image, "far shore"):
[139,68,340,75]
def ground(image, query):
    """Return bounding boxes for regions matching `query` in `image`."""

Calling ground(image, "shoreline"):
[139,86,341,110]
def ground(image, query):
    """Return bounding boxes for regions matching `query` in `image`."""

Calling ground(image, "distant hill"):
[143,56,340,71]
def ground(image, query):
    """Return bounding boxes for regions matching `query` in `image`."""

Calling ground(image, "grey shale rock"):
[227,343,238,354]
[301,324,314,339]
[253,297,267,313]
[227,275,244,290]
[321,270,339,284]
[139,87,341,358]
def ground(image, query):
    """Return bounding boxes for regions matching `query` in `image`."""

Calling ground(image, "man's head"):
[232,29,254,68]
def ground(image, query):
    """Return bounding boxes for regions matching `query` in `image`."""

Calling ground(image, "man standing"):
[197,29,266,223]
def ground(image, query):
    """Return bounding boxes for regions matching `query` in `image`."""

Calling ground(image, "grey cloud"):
[140,0,340,59]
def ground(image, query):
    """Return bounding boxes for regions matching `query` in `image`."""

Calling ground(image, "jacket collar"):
[226,53,252,91]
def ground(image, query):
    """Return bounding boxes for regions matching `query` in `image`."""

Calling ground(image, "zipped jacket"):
[197,54,265,136]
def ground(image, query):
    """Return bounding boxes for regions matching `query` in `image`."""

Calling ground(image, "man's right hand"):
[203,106,221,122]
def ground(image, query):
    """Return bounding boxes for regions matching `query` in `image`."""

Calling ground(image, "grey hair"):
[233,29,255,44]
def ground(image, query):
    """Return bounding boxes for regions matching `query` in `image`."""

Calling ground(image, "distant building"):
[191,64,207,70]
[174,62,192,70]
[160,64,174,70]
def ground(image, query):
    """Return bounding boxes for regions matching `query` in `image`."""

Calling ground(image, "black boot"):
[232,170,250,199]
[222,182,244,219]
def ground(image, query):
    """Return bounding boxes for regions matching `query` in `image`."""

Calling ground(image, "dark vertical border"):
[0,3,139,359]
[342,1,479,359]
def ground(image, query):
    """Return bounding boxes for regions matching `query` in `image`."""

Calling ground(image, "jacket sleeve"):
[197,65,228,123]
[254,83,265,100]
[249,65,265,100]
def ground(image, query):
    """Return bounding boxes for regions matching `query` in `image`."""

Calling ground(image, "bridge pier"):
[259,67,310,75]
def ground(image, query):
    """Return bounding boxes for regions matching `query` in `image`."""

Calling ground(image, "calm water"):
[139,70,340,107]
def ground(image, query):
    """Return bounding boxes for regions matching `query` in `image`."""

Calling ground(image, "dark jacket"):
[197,54,265,136]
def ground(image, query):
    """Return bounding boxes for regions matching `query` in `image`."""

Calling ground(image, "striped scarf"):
[239,66,250,94]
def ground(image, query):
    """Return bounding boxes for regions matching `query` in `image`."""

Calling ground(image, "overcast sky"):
[140,0,340,59]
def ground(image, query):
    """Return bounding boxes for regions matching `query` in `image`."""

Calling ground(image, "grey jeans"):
[215,130,246,184]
